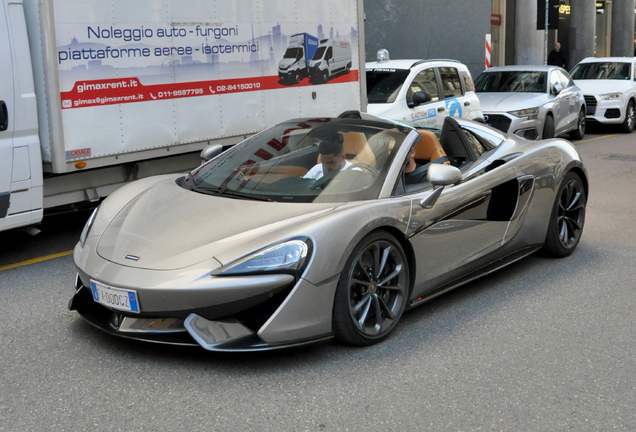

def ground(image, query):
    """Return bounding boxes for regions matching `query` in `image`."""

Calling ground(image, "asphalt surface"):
[1,127,635,431]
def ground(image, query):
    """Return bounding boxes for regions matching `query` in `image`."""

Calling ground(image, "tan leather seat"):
[317,132,376,166]
[414,130,447,162]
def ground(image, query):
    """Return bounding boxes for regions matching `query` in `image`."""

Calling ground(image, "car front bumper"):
[71,241,338,351]
[483,112,541,140]
[584,95,625,124]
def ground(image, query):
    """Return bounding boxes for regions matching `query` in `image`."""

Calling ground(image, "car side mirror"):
[200,144,223,162]
[553,84,563,95]
[427,163,462,186]
[412,91,432,106]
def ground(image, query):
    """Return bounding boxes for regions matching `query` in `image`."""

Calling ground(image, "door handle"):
[464,101,470,107]
[437,107,445,113]
[0,101,8,132]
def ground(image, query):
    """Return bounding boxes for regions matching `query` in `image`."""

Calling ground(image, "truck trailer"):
[0,0,366,233]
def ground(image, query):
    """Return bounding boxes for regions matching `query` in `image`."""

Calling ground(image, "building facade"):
[364,0,636,77]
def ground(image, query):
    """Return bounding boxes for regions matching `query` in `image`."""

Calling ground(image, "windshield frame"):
[183,118,414,204]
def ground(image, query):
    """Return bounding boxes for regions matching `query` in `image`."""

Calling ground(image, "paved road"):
[1,129,635,431]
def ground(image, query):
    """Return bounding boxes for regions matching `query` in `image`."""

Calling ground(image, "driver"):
[303,134,352,180]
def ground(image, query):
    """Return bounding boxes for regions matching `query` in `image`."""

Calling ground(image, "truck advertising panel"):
[31,0,362,170]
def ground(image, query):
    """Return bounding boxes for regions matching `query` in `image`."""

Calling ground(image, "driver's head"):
[318,134,346,174]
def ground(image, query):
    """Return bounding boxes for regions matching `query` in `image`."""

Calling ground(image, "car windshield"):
[312,46,326,60]
[475,71,547,93]
[570,62,631,80]
[366,69,411,103]
[283,47,301,59]
[182,118,411,203]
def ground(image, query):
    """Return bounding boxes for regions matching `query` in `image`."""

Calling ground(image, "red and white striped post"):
[485,34,491,69]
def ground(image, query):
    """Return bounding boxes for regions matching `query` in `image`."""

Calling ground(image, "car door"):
[438,66,468,122]
[405,120,520,299]
[0,4,14,221]
[557,70,580,128]
[404,66,446,125]
[548,70,570,134]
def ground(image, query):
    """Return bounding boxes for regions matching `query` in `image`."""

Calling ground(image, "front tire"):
[542,114,555,139]
[333,231,410,346]
[569,108,586,140]
[542,172,586,257]
[621,100,635,133]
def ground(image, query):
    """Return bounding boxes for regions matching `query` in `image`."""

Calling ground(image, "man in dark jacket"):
[548,42,567,69]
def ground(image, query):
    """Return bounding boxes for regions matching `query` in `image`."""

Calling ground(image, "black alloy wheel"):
[333,231,410,345]
[569,108,586,140]
[543,172,586,257]
[294,71,301,84]
[621,100,635,133]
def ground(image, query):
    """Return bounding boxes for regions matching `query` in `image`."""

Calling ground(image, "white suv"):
[365,50,483,127]
[570,57,636,133]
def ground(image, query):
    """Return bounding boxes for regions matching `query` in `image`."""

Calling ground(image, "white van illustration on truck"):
[278,33,319,84]
[309,39,353,84]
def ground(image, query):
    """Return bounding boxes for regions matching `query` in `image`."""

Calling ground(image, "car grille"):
[484,114,512,133]
[584,95,597,115]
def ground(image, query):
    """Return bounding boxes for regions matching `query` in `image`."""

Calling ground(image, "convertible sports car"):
[70,113,588,351]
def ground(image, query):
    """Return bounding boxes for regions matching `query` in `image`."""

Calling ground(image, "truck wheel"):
[621,100,635,133]
[345,63,351,74]
[322,71,329,83]
[293,71,300,84]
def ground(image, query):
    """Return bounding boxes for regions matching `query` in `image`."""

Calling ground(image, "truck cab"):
[0,0,43,231]
[278,33,319,85]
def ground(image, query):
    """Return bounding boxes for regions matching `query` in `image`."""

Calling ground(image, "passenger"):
[303,135,352,180]
[403,149,424,185]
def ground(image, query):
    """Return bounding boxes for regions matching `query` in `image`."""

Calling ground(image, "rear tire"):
[542,172,586,257]
[542,114,555,139]
[569,108,586,140]
[621,100,635,133]
[333,231,410,346]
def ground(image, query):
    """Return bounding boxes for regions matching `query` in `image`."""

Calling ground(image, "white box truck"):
[309,38,353,84]
[277,32,319,85]
[0,0,366,233]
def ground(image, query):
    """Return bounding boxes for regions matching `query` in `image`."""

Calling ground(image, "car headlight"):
[508,107,539,120]
[219,239,310,276]
[79,205,99,248]
[599,92,623,100]
[314,61,321,68]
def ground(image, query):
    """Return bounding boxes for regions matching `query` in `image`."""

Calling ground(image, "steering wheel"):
[346,163,380,176]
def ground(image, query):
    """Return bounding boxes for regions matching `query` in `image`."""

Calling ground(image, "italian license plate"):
[90,280,140,313]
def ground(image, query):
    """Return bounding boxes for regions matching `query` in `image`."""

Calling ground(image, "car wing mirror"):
[553,83,563,95]
[200,144,223,162]
[419,164,462,209]
[428,163,462,186]
[412,91,432,106]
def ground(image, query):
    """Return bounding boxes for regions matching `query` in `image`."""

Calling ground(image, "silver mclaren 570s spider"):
[70,113,588,351]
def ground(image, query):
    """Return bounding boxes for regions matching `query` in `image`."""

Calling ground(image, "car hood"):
[573,80,633,95]
[478,92,548,112]
[96,179,337,270]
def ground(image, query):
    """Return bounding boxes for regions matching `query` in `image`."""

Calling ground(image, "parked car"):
[70,113,587,351]
[474,65,586,140]
[366,50,483,127]
[570,57,636,133]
